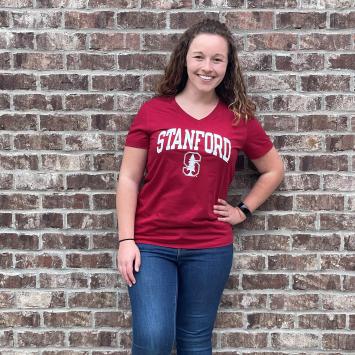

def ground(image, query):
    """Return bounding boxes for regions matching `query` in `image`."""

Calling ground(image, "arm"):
[214,147,285,224]
[116,146,147,286]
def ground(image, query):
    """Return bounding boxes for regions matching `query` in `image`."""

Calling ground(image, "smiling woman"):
[116,18,285,355]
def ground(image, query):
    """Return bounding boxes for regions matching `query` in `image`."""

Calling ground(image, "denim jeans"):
[128,242,233,355]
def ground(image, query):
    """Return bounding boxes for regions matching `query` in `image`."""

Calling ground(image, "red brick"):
[14,53,63,70]
[15,213,63,229]
[326,95,355,110]
[299,314,346,329]
[65,11,114,29]
[276,12,326,29]
[40,114,88,131]
[0,73,36,90]
[232,255,266,271]
[0,154,38,170]
[322,295,355,310]
[65,94,114,111]
[15,253,63,269]
[271,332,319,349]
[247,312,294,329]
[0,114,37,130]
[94,154,121,171]
[92,75,140,91]
[248,33,297,50]
[269,254,318,271]
[0,274,36,288]
[90,272,121,289]
[247,0,297,7]
[240,235,290,251]
[118,53,167,70]
[270,294,319,310]
[41,74,88,91]
[67,213,114,230]
[0,94,10,109]
[328,54,355,70]
[69,331,117,347]
[300,33,351,50]
[273,94,321,111]
[42,194,90,209]
[0,330,13,347]
[321,254,355,271]
[66,253,113,268]
[322,334,355,350]
[42,154,91,171]
[276,53,324,71]
[37,0,86,7]
[44,311,91,327]
[292,234,341,251]
[0,11,9,27]
[273,135,322,151]
[8,32,34,48]
[0,194,38,209]
[0,234,39,249]
[14,94,62,111]
[301,74,350,91]
[343,275,355,291]
[36,32,86,50]
[344,234,355,250]
[220,293,267,309]
[225,11,273,30]
[170,11,218,28]
[142,0,191,8]
[293,274,341,290]
[324,174,354,191]
[320,214,355,230]
[14,133,62,150]
[15,172,64,191]
[39,272,88,288]
[0,52,11,69]
[221,332,268,348]
[330,12,355,29]
[299,155,348,171]
[12,11,61,28]
[90,32,139,50]
[17,331,65,347]
[95,311,131,327]
[298,114,348,131]
[268,214,316,230]
[117,11,166,29]
[68,292,116,308]
[242,274,288,289]
[0,253,12,268]
[0,312,40,327]
[91,114,133,131]
[142,33,182,51]
[92,193,115,209]
[67,53,115,70]
[67,173,116,190]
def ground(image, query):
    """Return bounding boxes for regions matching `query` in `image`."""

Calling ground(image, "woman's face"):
[185,33,229,96]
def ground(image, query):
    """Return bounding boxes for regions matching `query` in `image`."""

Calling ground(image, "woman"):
[116,19,284,355]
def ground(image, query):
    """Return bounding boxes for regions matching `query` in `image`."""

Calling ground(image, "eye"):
[194,55,203,59]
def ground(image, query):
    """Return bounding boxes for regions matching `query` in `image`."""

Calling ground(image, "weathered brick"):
[0,291,15,308]
[42,154,91,171]
[344,234,355,250]
[170,11,218,28]
[248,74,296,92]
[40,114,89,131]
[320,213,355,230]
[65,134,115,150]
[42,194,90,209]
[215,311,243,328]
[0,330,13,347]
[221,332,268,348]
[14,133,62,150]
[0,311,40,327]
[0,194,39,209]
[65,94,114,111]
[90,272,121,289]
[8,32,34,49]
[276,12,326,29]
[276,53,324,71]
[94,154,121,171]
[92,233,117,249]
[325,134,355,151]
[322,334,355,350]
[67,173,116,190]
[292,233,341,251]
[0,253,13,268]
[117,53,167,70]
[14,53,63,70]
[299,314,346,329]
[326,95,355,110]
[301,74,350,91]
[242,274,288,289]
[343,275,355,290]
[268,214,316,230]
[117,11,166,29]
[300,33,351,50]
[269,254,318,271]
[328,53,355,70]
[12,11,61,28]
[36,32,86,50]
[0,233,39,249]
[15,253,63,268]
[321,254,355,271]
[44,311,91,327]
[0,73,36,90]
[95,311,131,327]
[240,234,290,251]
[298,114,348,131]
[273,95,321,111]
[232,255,266,271]
[16,291,65,308]
[0,52,11,69]
[67,53,115,70]
[296,194,344,210]
[39,272,88,288]
[90,32,139,50]
[15,213,63,229]
[225,11,273,29]
[65,11,114,29]
[142,0,191,8]
[15,172,64,191]
[0,274,36,288]
[92,193,115,209]
[273,135,322,151]
[271,332,319,349]
[0,114,37,130]
[270,294,319,310]
[14,94,62,111]
[68,292,116,308]
[248,33,298,50]
[293,274,341,290]
[220,293,267,309]
[0,213,12,227]
[0,94,10,109]
[66,253,113,268]
[41,74,88,91]
[69,331,117,347]
[330,12,355,28]
[247,312,294,329]
[247,0,297,7]
[299,155,348,171]
[322,295,355,310]
[91,114,133,131]
[17,331,65,347]
[92,75,140,91]
[0,154,38,170]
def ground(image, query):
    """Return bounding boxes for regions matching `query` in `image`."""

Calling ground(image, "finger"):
[134,251,141,272]
[214,209,229,217]
[125,262,136,286]
[217,198,227,205]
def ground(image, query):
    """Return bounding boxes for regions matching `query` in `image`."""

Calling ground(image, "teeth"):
[199,75,213,80]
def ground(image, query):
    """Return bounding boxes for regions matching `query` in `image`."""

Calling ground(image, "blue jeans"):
[128,242,233,355]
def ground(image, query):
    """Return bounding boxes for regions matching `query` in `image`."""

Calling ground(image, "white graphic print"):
[183,152,201,177]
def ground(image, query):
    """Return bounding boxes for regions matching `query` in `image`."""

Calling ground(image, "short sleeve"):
[242,117,273,159]
[125,104,150,149]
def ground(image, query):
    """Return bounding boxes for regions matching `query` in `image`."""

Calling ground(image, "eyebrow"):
[191,51,226,58]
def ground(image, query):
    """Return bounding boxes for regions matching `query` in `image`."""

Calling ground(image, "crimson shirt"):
[124,96,273,249]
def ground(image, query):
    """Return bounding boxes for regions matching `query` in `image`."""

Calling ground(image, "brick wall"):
[0,0,354,354]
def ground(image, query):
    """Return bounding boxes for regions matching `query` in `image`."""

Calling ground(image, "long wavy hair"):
[156,19,256,124]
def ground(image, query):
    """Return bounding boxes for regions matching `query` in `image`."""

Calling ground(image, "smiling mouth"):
[198,74,214,81]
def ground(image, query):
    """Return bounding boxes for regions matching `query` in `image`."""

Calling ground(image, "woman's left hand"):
[213,198,247,225]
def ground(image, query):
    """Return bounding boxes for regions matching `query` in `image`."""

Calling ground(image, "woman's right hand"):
[117,241,141,287]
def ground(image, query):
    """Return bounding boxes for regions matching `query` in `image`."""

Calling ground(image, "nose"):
[202,59,213,72]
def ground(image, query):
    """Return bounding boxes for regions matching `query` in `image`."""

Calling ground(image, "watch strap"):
[237,202,252,218]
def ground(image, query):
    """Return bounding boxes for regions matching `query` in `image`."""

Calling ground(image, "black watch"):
[237,202,252,218]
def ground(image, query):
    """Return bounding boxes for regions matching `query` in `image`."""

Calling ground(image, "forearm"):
[242,170,284,213]
[116,175,139,241]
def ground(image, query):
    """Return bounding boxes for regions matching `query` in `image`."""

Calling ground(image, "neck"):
[177,85,218,105]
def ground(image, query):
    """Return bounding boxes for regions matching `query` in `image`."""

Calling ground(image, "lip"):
[198,74,214,81]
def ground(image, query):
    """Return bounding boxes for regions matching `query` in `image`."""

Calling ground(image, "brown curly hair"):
[155,18,256,123]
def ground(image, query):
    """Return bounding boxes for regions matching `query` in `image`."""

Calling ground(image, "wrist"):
[237,201,252,218]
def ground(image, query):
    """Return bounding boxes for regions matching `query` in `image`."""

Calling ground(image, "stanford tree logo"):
[183,152,201,177]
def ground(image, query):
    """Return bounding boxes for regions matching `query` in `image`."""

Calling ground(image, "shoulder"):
[141,95,174,110]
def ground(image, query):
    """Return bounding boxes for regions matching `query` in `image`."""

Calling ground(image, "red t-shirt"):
[124,96,273,249]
